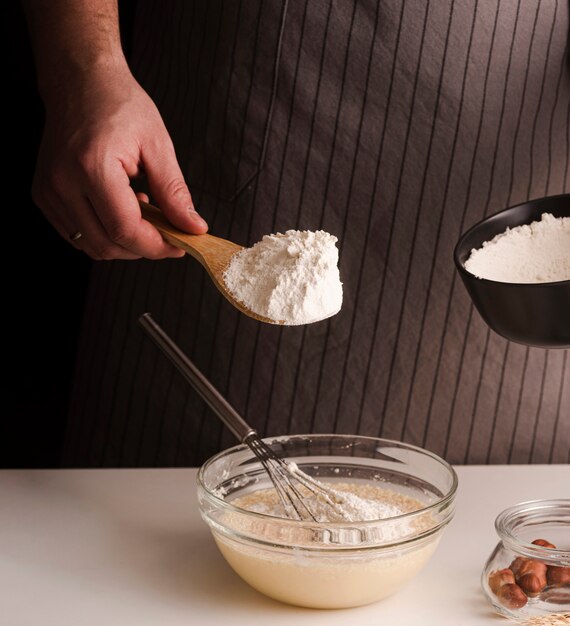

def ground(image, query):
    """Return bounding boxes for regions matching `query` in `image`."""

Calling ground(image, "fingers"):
[33,167,140,260]
[142,136,208,235]
[39,195,141,260]
[31,90,206,259]
[86,161,185,259]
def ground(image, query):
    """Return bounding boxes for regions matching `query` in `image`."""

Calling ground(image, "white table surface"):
[1,465,568,626]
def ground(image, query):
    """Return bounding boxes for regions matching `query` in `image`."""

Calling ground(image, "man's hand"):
[24,0,207,260]
[33,65,208,260]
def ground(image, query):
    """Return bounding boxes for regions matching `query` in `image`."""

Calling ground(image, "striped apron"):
[64,0,570,467]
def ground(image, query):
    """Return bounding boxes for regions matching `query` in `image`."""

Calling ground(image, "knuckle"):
[164,177,190,201]
[49,166,70,197]
[76,146,98,173]
[146,250,167,261]
[31,166,67,204]
[74,136,109,174]
[90,245,115,261]
[88,249,104,261]
[106,219,137,248]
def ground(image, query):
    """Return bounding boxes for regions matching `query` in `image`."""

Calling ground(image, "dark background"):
[2,2,135,468]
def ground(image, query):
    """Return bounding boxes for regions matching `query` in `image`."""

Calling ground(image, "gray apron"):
[64,0,570,467]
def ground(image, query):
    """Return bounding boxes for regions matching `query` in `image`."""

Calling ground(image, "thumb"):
[143,138,208,234]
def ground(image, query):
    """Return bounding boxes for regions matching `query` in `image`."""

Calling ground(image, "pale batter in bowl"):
[198,435,457,609]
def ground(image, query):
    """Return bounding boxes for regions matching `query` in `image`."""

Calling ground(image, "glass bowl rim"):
[197,433,458,530]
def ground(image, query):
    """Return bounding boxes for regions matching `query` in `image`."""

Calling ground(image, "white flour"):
[240,484,402,523]
[231,482,417,522]
[464,212,570,283]
[223,230,343,325]
[228,482,426,544]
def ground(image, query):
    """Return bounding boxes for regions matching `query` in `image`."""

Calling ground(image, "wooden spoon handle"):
[139,201,240,265]
[140,201,279,325]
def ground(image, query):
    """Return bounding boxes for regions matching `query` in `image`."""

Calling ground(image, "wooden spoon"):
[139,201,282,325]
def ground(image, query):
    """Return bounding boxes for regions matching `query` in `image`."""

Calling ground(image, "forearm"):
[23,0,127,100]
[26,0,206,259]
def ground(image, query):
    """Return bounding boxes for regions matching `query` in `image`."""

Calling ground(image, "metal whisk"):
[139,313,344,522]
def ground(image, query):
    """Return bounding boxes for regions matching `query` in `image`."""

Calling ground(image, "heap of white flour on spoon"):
[464,213,570,284]
[223,230,343,325]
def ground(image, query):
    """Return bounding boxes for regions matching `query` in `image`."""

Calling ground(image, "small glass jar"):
[482,499,570,620]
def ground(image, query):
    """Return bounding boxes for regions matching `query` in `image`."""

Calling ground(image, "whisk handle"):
[139,313,256,442]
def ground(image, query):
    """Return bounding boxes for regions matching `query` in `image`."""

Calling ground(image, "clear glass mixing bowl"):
[197,434,457,608]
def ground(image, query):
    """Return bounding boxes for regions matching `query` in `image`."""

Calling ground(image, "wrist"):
[38,53,131,107]
[25,1,129,104]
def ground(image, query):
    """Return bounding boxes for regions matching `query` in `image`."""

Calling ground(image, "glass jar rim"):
[495,498,570,562]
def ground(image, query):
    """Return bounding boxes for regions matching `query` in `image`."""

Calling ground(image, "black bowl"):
[454,194,570,349]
